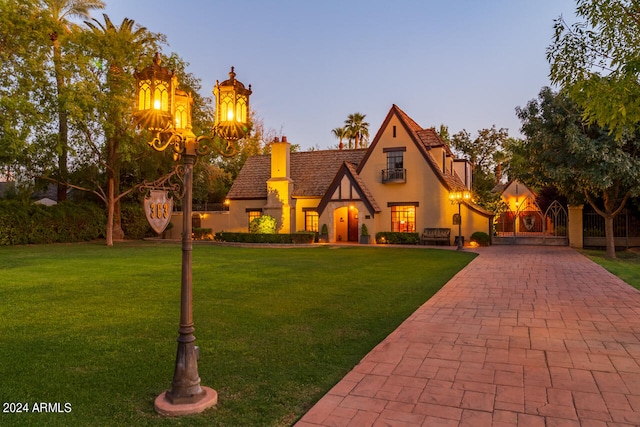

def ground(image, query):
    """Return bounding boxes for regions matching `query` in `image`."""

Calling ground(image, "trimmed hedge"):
[470,231,491,246]
[375,232,420,245]
[0,200,105,245]
[215,231,315,244]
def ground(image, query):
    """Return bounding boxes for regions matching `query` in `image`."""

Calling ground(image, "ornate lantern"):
[214,67,252,141]
[133,53,254,416]
[133,52,177,132]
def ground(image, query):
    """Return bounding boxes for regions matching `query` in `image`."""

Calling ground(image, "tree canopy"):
[548,0,640,139]
[0,0,260,245]
[513,86,640,258]
[449,126,510,211]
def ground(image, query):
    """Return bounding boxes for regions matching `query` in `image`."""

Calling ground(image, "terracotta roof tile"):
[344,162,381,213]
[227,149,367,199]
[225,155,270,199]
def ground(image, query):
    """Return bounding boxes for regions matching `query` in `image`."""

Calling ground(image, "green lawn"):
[582,249,640,290]
[0,242,475,426]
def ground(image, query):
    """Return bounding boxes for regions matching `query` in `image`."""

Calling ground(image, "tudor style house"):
[220,104,492,244]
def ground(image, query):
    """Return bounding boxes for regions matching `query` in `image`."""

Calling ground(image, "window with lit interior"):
[247,210,261,231]
[391,206,416,232]
[305,211,319,232]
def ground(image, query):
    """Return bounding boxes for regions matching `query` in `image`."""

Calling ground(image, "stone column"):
[568,204,584,249]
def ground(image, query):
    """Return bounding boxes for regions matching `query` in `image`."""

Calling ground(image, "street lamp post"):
[449,190,471,250]
[133,53,251,416]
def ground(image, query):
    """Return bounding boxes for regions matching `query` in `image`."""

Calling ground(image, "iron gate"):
[494,196,568,245]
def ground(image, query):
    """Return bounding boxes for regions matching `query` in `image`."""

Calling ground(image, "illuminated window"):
[391,206,416,232]
[247,210,261,231]
[305,211,319,232]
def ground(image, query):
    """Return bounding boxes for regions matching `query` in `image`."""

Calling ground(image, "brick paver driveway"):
[296,246,640,426]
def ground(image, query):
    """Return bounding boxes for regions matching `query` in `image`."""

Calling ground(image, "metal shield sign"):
[144,189,173,234]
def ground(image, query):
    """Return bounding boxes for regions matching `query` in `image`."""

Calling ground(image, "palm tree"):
[345,112,369,149]
[331,126,349,150]
[43,0,105,202]
[83,14,154,245]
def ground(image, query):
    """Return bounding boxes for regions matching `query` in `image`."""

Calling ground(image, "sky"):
[103,0,578,151]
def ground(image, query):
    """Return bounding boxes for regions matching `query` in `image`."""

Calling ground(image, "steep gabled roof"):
[493,179,538,198]
[316,162,381,216]
[357,104,467,192]
[226,149,367,199]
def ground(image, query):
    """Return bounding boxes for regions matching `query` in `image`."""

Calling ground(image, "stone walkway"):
[295,246,640,426]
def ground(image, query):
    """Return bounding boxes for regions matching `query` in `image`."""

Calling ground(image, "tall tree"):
[344,112,369,149]
[513,87,640,258]
[0,0,51,182]
[42,0,105,202]
[331,126,348,149]
[548,0,640,139]
[450,126,509,209]
[72,14,160,245]
[436,124,451,142]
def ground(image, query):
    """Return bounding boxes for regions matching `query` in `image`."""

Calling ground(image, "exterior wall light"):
[449,189,471,250]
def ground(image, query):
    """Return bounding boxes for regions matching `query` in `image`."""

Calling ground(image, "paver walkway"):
[296,245,640,426]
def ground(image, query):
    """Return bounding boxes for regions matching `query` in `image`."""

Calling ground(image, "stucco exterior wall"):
[165,210,233,239]
[358,115,490,243]
[501,180,536,211]
[568,204,584,248]
[226,199,266,232]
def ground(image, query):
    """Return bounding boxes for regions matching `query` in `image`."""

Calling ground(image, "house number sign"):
[144,189,173,234]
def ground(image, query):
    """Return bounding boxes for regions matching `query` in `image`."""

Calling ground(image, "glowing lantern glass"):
[213,67,252,141]
[173,89,192,133]
[134,53,176,132]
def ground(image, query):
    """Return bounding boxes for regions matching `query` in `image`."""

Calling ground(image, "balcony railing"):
[382,168,406,183]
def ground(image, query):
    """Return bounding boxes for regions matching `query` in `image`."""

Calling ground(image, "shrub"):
[0,200,105,245]
[470,231,491,246]
[249,215,277,234]
[120,202,155,240]
[193,228,214,240]
[361,223,369,236]
[215,232,314,244]
[375,232,420,245]
[290,232,315,244]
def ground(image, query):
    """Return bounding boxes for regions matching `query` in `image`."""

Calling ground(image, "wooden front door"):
[348,208,359,242]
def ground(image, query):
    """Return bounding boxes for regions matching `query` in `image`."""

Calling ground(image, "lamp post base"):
[154,386,218,417]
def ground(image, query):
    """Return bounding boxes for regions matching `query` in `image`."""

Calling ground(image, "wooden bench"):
[421,228,451,246]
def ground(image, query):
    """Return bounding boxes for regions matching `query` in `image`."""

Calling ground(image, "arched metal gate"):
[494,196,568,245]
